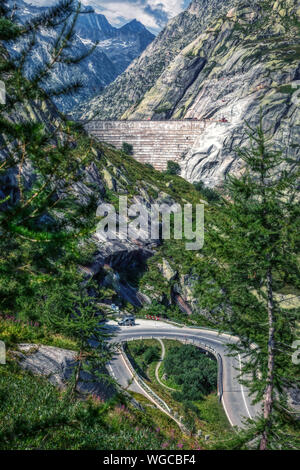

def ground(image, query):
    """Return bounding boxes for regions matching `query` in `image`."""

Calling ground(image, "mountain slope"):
[80,0,300,187]
[78,0,236,120]
[10,0,154,113]
[0,37,207,316]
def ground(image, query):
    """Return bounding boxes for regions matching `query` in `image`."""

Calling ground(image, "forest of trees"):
[164,344,217,401]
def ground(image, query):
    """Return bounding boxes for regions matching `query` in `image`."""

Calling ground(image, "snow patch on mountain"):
[8,0,155,113]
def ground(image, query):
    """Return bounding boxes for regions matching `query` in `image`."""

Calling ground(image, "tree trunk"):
[74,360,82,391]
[260,269,275,450]
[71,351,83,398]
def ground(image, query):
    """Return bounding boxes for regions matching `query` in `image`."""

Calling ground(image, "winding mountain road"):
[106,319,261,429]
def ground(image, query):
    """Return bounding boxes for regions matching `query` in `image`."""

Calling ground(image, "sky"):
[26,0,192,33]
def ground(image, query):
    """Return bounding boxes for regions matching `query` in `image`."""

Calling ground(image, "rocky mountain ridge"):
[9,0,154,113]
[80,0,300,187]
[77,0,237,120]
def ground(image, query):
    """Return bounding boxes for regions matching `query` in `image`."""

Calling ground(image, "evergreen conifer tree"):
[195,117,300,449]
[0,0,113,372]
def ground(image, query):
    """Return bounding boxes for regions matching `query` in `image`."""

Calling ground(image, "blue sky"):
[27,0,192,33]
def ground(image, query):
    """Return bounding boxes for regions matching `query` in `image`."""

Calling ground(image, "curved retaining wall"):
[83,120,205,170]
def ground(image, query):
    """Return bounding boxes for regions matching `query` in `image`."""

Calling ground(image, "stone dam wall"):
[83,120,206,170]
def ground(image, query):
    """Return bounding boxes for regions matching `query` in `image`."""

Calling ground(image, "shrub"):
[193,181,221,202]
[122,142,134,155]
[135,342,147,356]
[165,161,181,176]
[144,346,160,365]
[0,317,78,350]
[141,301,169,319]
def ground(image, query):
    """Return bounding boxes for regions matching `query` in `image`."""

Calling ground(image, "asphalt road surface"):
[106,319,262,429]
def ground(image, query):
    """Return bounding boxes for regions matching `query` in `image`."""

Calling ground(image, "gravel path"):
[154,338,176,392]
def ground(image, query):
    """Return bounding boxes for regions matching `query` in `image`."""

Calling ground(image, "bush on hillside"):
[165,161,181,176]
[122,142,134,155]
[193,181,221,202]
[144,346,160,365]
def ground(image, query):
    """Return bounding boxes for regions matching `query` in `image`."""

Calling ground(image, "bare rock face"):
[79,0,237,120]
[177,0,300,185]
[128,0,300,187]
[83,0,300,187]
[161,259,177,282]
[16,344,76,389]
[16,344,114,399]
[10,0,154,113]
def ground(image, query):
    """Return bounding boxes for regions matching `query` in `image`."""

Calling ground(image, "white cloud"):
[90,1,160,29]
[147,0,184,17]
[23,0,190,32]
